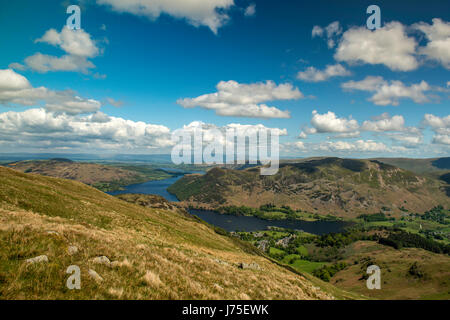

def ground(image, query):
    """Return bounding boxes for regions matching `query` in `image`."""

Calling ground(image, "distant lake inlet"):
[108,171,351,235]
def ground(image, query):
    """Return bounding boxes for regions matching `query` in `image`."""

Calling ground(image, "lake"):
[107,169,205,201]
[189,209,351,235]
[108,172,351,235]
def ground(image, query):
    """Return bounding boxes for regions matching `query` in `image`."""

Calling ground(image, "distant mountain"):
[0,153,174,163]
[374,157,450,174]
[3,159,171,192]
[168,157,450,217]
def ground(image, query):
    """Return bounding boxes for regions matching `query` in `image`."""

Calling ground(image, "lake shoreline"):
[109,171,354,235]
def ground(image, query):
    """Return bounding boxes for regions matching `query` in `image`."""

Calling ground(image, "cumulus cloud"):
[244,3,256,17]
[414,18,450,69]
[176,121,287,140]
[11,27,101,74]
[334,22,418,71]
[312,21,342,48]
[0,108,172,152]
[105,97,125,107]
[97,0,235,34]
[361,113,423,147]
[35,27,99,57]
[308,110,359,134]
[0,69,101,115]
[23,53,95,73]
[433,135,450,145]
[315,140,388,152]
[388,133,423,147]
[297,63,351,82]
[300,110,425,149]
[423,114,450,145]
[361,113,405,131]
[177,80,303,119]
[342,76,432,106]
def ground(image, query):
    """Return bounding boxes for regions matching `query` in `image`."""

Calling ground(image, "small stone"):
[214,259,229,266]
[46,231,59,235]
[92,256,111,266]
[238,262,261,270]
[26,255,48,264]
[88,269,103,282]
[67,246,78,255]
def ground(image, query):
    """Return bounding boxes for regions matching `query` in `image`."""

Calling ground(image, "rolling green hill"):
[4,159,172,192]
[0,166,354,300]
[168,158,450,217]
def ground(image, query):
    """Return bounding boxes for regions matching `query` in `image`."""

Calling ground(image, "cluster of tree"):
[218,205,257,216]
[259,204,296,215]
[378,230,450,255]
[314,231,377,248]
[357,212,394,222]
[219,204,300,220]
[312,262,347,282]
[420,205,449,225]
[419,229,448,241]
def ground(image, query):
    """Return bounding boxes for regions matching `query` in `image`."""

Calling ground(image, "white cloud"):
[298,131,307,139]
[105,97,125,107]
[389,134,423,147]
[45,97,101,115]
[0,69,101,115]
[0,69,31,91]
[423,113,450,131]
[335,22,418,71]
[433,135,450,145]
[244,3,256,17]
[312,25,323,38]
[178,121,287,139]
[0,108,172,152]
[361,113,405,132]
[281,141,306,152]
[422,114,450,145]
[414,18,450,69]
[312,21,342,48]
[316,140,388,152]
[97,0,235,34]
[36,27,99,58]
[297,63,351,82]
[309,110,359,133]
[342,76,431,106]
[11,27,101,74]
[24,53,95,73]
[177,80,303,119]
[328,131,361,139]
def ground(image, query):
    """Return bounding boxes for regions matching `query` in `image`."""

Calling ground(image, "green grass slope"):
[0,166,346,300]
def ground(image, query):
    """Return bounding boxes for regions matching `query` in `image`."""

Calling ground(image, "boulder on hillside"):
[26,255,48,264]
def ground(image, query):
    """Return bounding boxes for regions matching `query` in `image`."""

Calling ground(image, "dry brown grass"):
[0,166,340,300]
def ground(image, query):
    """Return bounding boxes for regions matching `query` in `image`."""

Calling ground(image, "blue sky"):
[0,0,449,158]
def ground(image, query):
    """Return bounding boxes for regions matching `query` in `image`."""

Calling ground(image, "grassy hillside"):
[4,159,172,192]
[168,158,450,217]
[330,241,450,300]
[0,166,349,300]
[236,226,450,300]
